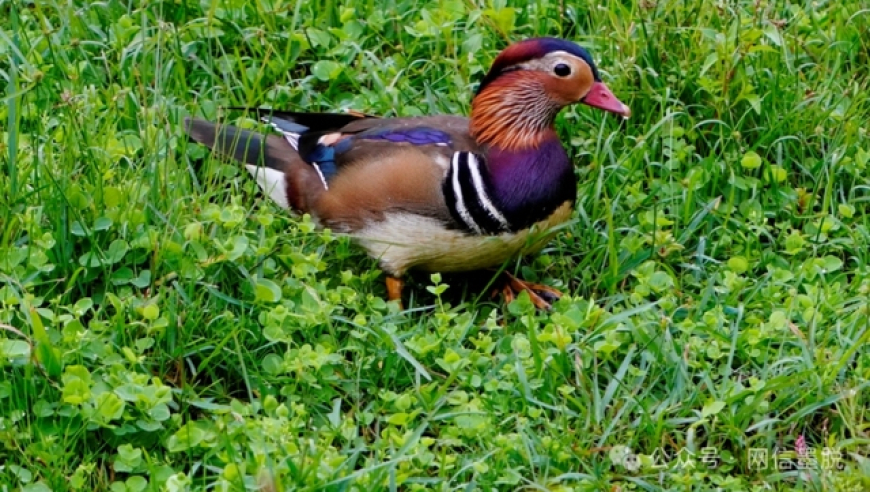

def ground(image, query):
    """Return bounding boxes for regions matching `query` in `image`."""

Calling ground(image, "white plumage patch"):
[245,165,290,209]
[311,164,329,190]
[447,151,512,234]
[450,153,483,234]
[433,154,450,170]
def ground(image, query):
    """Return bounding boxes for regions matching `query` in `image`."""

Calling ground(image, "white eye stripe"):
[515,50,579,73]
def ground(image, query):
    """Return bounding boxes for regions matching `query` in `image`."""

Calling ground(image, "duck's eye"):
[553,63,571,77]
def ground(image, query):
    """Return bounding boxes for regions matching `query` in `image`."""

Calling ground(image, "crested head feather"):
[476,37,600,96]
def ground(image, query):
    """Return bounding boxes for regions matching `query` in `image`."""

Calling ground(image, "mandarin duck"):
[185,37,629,309]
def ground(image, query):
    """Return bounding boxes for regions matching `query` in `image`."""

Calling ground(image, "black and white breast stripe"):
[443,152,512,235]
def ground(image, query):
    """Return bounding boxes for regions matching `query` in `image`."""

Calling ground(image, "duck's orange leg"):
[498,272,562,310]
[386,276,404,309]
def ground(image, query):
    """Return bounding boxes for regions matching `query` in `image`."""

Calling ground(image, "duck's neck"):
[467,78,577,229]
[469,74,561,151]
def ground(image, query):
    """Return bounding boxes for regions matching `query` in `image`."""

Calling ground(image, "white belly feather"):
[352,202,573,276]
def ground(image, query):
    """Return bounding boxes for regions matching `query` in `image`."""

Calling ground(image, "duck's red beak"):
[582,81,631,118]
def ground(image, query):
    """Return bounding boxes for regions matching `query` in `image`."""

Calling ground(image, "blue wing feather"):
[263,113,454,186]
[360,127,452,146]
[299,126,454,183]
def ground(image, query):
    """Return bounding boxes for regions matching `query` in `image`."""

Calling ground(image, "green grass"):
[2,0,870,490]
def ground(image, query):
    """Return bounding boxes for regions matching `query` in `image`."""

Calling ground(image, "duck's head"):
[471,37,630,149]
